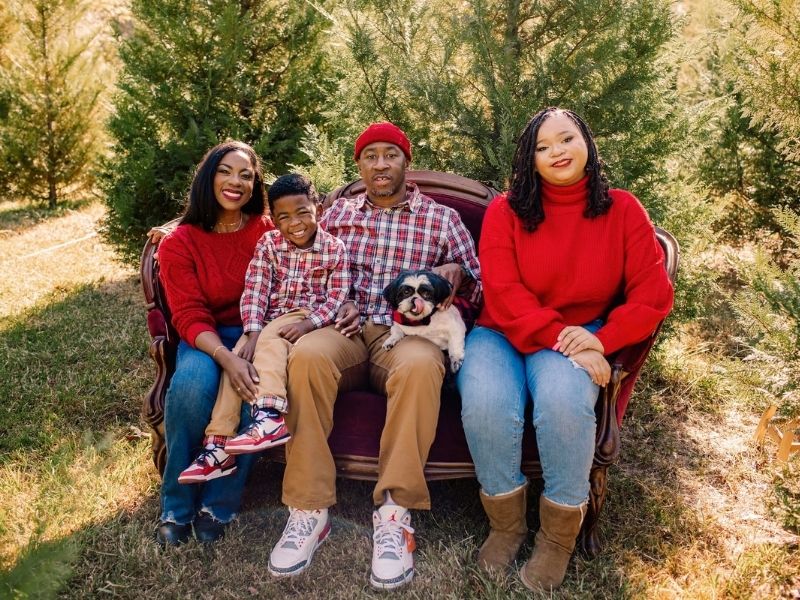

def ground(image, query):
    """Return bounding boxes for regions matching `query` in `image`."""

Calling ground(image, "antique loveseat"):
[140,170,679,556]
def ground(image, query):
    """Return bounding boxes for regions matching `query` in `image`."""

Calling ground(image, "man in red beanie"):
[268,122,482,590]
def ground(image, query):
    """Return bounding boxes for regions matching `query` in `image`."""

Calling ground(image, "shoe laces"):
[196,444,226,466]
[245,409,279,439]
[278,509,318,549]
[373,514,414,559]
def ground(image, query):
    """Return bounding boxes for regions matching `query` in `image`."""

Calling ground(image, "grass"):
[0,201,798,599]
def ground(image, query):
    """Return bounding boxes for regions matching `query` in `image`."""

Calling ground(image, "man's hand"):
[147,226,171,245]
[218,352,260,401]
[278,319,315,343]
[237,331,260,362]
[554,326,604,357]
[569,349,611,387]
[334,301,361,337]
[431,263,466,309]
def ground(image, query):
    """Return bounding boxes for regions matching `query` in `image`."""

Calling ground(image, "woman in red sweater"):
[155,141,272,547]
[456,108,673,590]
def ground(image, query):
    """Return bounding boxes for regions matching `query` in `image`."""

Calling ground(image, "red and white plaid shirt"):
[240,228,350,332]
[322,183,481,326]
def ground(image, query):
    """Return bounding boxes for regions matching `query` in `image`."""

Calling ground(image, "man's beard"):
[371,179,404,197]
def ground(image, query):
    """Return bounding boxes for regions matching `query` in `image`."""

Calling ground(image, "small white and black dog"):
[381,269,467,372]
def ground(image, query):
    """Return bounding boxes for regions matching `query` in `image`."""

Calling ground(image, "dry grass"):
[0,202,798,599]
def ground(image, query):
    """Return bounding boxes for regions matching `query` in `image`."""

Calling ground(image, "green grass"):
[1,202,798,599]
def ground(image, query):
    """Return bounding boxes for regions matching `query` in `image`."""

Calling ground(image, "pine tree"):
[101,0,336,263]
[688,1,800,236]
[728,0,800,161]
[322,0,680,216]
[730,207,800,417]
[0,0,102,207]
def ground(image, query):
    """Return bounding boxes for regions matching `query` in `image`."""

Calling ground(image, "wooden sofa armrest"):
[139,222,180,475]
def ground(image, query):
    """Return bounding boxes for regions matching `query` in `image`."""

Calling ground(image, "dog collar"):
[392,310,431,327]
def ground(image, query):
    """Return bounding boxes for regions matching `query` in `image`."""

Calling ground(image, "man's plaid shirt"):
[240,227,350,332]
[321,183,481,326]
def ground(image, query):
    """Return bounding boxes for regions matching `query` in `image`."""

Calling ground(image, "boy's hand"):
[278,319,315,343]
[334,301,361,337]
[238,331,260,362]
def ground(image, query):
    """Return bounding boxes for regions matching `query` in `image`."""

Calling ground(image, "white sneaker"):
[268,507,330,577]
[370,505,415,590]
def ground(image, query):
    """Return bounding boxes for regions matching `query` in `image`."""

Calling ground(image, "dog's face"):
[382,270,453,322]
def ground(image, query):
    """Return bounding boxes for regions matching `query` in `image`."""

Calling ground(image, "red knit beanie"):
[353,122,412,161]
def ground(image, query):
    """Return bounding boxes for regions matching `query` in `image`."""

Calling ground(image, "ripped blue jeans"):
[159,325,257,525]
[456,323,601,506]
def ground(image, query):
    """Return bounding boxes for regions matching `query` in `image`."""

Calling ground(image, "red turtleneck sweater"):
[476,177,674,355]
[158,215,273,347]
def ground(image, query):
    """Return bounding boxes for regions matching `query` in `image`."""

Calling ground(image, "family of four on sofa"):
[152,112,674,592]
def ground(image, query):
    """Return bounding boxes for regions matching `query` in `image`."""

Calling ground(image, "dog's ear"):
[427,272,453,305]
[382,274,403,305]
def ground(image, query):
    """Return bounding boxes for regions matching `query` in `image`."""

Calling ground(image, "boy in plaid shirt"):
[179,174,350,483]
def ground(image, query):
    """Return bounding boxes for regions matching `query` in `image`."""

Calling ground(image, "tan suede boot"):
[476,484,528,572]
[519,496,587,591]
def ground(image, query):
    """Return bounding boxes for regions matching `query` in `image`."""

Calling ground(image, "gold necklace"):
[215,213,243,233]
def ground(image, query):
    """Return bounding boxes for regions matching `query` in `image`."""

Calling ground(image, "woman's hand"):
[569,349,611,387]
[431,263,465,309]
[218,351,260,401]
[554,326,604,357]
[334,301,361,337]
[238,331,260,362]
[279,319,315,343]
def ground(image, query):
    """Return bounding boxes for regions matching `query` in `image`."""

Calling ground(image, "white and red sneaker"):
[370,505,415,590]
[177,438,236,484]
[225,407,290,455]
[268,508,330,577]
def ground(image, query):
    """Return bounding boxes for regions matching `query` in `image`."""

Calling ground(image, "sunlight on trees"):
[0,0,103,207]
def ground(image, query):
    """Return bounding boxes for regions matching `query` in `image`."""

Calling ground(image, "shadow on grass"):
[3,442,711,600]
[0,276,150,459]
[1,281,774,597]
[0,198,95,234]
[10,416,719,600]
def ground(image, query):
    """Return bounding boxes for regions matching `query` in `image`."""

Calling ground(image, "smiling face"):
[271,193,320,249]
[533,112,589,186]
[356,142,409,207]
[213,150,255,211]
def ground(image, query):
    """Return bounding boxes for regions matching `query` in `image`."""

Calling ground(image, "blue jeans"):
[159,325,257,524]
[456,324,600,506]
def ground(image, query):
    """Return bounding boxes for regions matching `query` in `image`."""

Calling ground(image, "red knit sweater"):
[158,215,273,347]
[477,177,674,355]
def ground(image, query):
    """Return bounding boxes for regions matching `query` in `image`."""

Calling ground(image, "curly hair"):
[267,173,320,213]
[508,107,611,232]
[181,140,266,231]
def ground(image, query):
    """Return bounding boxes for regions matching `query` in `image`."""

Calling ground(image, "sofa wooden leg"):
[579,464,607,558]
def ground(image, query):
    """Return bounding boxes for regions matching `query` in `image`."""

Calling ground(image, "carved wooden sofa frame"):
[140,170,679,557]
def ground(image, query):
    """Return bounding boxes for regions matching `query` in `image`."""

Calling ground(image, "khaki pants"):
[282,320,445,511]
[205,310,310,438]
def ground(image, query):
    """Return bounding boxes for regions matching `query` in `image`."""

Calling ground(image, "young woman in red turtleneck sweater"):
[457,108,674,590]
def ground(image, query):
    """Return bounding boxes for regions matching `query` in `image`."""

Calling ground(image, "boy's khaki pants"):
[205,310,310,438]
[281,320,445,511]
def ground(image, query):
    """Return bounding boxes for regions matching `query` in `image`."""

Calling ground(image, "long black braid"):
[508,107,612,232]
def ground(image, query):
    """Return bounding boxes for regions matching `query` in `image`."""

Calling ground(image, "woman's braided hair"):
[508,107,612,232]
